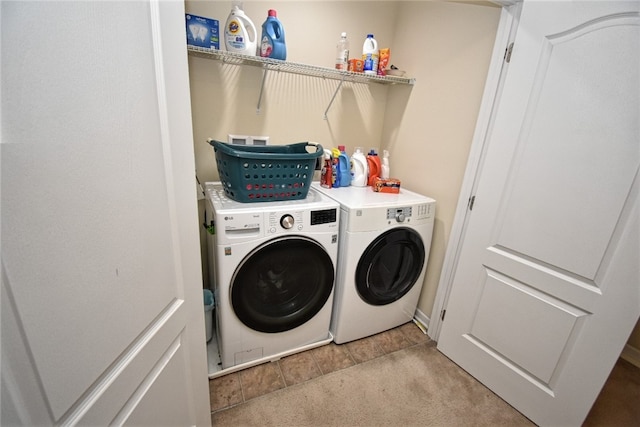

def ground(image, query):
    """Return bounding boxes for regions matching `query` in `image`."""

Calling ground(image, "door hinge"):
[440,309,446,321]
[468,195,476,211]
[505,42,514,63]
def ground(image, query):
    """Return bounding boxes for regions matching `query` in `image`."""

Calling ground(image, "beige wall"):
[187,0,399,185]
[383,1,501,319]
[186,0,501,320]
[185,0,640,353]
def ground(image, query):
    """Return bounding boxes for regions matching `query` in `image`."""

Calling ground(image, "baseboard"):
[621,343,640,369]
[413,309,430,334]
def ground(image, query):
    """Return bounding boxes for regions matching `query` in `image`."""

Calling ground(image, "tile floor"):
[209,321,429,413]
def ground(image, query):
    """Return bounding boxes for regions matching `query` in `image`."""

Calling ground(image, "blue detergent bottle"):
[259,9,286,60]
[338,145,351,187]
[331,147,341,187]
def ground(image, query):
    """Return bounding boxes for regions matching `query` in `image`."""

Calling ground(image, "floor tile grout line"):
[210,371,245,415]
[310,347,327,376]
[275,359,289,388]
[236,371,247,404]
[372,337,386,356]
[342,342,358,366]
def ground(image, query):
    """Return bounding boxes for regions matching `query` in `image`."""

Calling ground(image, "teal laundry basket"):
[208,139,323,202]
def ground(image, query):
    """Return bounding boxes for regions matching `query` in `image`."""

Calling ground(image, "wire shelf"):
[187,46,416,86]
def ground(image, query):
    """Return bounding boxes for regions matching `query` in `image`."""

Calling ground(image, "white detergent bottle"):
[362,34,379,75]
[381,149,390,179]
[351,147,368,187]
[224,2,257,55]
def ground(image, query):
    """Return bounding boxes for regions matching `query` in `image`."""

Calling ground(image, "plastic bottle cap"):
[341,32,347,38]
[268,9,277,17]
[367,34,374,38]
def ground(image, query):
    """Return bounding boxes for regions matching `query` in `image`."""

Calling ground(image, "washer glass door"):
[356,227,425,305]
[231,236,334,333]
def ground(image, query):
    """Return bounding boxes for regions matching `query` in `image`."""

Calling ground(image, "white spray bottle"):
[381,150,390,179]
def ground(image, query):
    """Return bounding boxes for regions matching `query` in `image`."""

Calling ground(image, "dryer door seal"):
[231,236,335,333]
[355,227,426,306]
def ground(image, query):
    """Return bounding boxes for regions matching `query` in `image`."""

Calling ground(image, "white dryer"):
[312,183,435,344]
[204,182,339,369]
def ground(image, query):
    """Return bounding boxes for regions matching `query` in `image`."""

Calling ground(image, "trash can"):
[203,289,214,343]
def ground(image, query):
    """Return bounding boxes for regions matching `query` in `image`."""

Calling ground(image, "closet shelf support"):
[324,77,345,120]
[256,69,269,114]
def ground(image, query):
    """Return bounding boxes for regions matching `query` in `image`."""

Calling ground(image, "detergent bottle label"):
[260,35,273,57]
[226,20,244,47]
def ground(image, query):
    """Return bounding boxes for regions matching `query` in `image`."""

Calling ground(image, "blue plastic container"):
[203,289,214,343]
[259,9,286,60]
[338,145,351,187]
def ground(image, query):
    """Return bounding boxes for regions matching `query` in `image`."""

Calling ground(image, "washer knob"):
[280,214,295,229]
[395,213,406,223]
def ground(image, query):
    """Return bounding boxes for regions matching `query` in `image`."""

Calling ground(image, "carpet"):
[211,341,533,426]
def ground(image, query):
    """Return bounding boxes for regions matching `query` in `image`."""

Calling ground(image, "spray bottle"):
[321,149,334,188]
[381,150,390,179]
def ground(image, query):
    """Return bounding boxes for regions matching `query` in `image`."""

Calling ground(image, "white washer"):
[312,183,435,344]
[204,182,340,369]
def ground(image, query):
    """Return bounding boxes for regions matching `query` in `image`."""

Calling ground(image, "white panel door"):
[436,1,640,425]
[1,1,211,425]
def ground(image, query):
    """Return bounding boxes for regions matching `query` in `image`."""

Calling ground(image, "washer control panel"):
[268,211,304,233]
[266,208,338,234]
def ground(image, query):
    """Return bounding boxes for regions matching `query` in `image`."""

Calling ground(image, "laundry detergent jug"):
[366,148,381,186]
[259,9,286,60]
[351,147,368,187]
[224,3,257,55]
[338,145,351,187]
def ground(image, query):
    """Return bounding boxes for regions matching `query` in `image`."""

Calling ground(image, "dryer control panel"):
[386,204,433,223]
[387,207,412,223]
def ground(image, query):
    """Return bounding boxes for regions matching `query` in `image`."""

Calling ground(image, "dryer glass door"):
[231,236,335,333]
[356,227,425,305]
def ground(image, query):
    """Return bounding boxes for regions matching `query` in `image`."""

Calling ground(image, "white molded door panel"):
[1,1,211,425]
[437,1,640,425]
